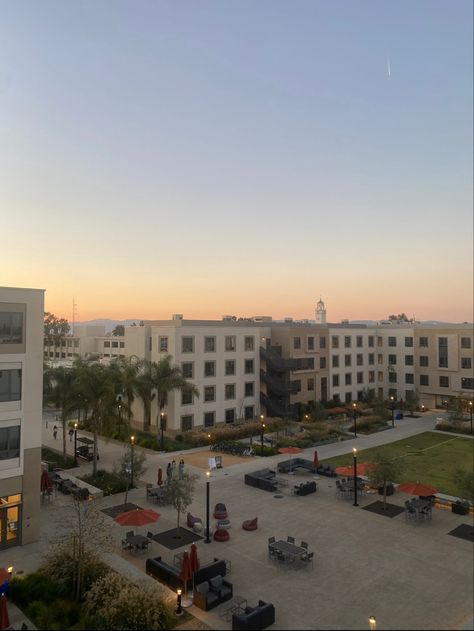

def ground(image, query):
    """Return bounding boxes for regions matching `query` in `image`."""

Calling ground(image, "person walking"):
[166,462,172,484]
[178,459,184,480]
[53,425,58,440]
[68,427,74,442]
[171,459,177,477]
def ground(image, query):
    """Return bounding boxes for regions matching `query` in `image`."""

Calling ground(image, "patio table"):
[220,595,247,622]
[126,534,150,553]
[270,540,307,563]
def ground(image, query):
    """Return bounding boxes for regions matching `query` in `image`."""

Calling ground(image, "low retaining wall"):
[59,472,103,499]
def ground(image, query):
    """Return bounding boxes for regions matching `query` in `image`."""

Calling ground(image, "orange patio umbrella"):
[115,507,160,528]
[399,481,438,496]
[335,462,370,477]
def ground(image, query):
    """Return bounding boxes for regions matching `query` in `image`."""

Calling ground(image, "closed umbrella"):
[40,469,53,493]
[313,450,320,470]
[399,481,438,497]
[179,550,193,607]
[157,468,163,487]
[189,542,200,593]
[278,446,303,474]
[0,595,10,630]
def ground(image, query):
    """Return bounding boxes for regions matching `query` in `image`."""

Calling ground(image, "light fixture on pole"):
[130,435,135,489]
[260,415,265,456]
[352,448,359,507]
[421,404,425,414]
[160,412,166,451]
[390,395,395,428]
[469,401,473,435]
[204,471,211,543]
[369,615,377,630]
[73,422,78,467]
[175,588,183,615]
[352,402,357,438]
[116,394,123,438]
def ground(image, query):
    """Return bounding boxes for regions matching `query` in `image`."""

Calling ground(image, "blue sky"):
[1,1,472,322]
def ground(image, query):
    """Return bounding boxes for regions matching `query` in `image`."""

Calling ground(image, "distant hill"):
[73,319,141,334]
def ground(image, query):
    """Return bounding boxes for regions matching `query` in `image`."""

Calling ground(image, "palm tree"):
[44,366,78,459]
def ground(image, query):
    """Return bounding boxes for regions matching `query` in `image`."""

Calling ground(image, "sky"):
[1,0,472,323]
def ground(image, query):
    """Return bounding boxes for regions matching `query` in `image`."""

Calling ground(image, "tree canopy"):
[44,312,70,346]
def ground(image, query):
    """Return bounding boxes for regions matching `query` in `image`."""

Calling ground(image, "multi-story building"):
[1,286,44,549]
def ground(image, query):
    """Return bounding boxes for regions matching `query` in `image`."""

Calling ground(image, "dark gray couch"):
[294,480,317,496]
[244,469,278,492]
[146,556,226,591]
[194,574,233,611]
[278,459,336,477]
[232,599,275,630]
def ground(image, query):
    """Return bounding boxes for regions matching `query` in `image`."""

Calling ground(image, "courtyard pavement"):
[0,411,472,630]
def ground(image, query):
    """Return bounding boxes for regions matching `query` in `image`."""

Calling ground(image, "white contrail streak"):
[387,57,391,77]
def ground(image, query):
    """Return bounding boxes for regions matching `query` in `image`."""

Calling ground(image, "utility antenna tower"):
[72,297,78,335]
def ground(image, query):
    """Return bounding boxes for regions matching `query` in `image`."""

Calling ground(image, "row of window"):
[44,339,80,347]
[159,335,256,354]
[0,313,23,344]
[103,341,125,348]
[181,406,255,430]
[182,359,254,379]
[329,335,472,349]
[182,381,256,405]
[419,376,474,390]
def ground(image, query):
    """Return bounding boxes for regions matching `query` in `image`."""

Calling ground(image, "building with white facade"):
[1,286,44,548]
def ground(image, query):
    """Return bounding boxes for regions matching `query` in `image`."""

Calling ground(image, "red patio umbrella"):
[40,469,53,493]
[0,595,10,630]
[115,507,160,528]
[278,446,303,474]
[189,542,200,593]
[335,463,370,477]
[157,467,163,487]
[0,570,8,586]
[399,481,438,496]
[179,550,193,606]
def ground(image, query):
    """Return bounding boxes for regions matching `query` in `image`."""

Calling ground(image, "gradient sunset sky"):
[1,1,472,323]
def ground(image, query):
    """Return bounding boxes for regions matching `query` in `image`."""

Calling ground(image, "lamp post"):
[260,415,265,456]
[175,588,183,616]
[73,422,78,467]
[117,394,123,439]
[390,395,395,429]
[469,401,473,435]
[130,435,135,489]
[421,404,425,414]
[369,616,377,631]
[204,471,211,543]
[352,447,359,507]
[352,402,357,438]
[160,412,166,451]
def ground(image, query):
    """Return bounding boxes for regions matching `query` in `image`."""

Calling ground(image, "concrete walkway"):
[0,410,472,630]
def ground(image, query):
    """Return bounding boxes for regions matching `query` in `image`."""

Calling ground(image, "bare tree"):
[165,471,199,529]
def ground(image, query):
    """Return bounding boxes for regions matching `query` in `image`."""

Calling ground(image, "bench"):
[59,472,103,499]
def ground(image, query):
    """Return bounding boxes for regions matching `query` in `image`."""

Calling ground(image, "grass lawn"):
[321,431,473,496]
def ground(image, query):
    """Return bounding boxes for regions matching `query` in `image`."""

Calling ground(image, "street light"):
[160,412,166,451]
[73,422,78,467]
[130,435,135,489]
[260,415,265,456]
[369,616,377,631]
[469,401,473,435]
[353,448,359,507]
[175,588,183,616]
[204,471,211,543]
[352,403,357,438]
[421,404,425,414]
[116,394,123,438]
[390,396,395,429]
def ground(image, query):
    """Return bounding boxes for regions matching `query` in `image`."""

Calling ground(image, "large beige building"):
[1,287,44,548]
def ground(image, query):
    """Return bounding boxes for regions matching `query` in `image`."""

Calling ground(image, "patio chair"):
[268,536,275,544]
[121,538,133,551]
[404,500,417,521]
[301,541,308,549]
[126,530,134,539]
[302,551,314,570]
[147,531,155,546]
[287,536,295,544]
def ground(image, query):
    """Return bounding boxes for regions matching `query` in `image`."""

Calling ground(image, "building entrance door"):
[0,502,21,549]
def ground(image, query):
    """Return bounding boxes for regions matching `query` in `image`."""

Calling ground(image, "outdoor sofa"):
[293,481,317,496]
[244,469,278,492]
[232,599,275,630]
[277,459,337,477]
[193,574,233,611]
[146,556,226,591]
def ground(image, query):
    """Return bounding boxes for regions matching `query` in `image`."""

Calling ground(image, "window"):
[181,389,193,405]
[307,336,315,351]
[0,312,23,344]
[405,337,413,347]
[419,337,429,347]
[112,341,118,348]
[331,336,339,349]
[461,337,471,349]
[461,377,474,390]
[225,384,236,400]
[357,372,363,384]
[319,336,326,349]
[332,375,339,387]
[344,355,351,367]
[225,336,236,352]
[293,379,301,392]
[388,337,397,347]
[293,336,301,350]
[344,336,351,348]
[244,336,254,351]
[204,361,215,377]
[419,356,428,367]
[204,337,216,352]
[405,373,414,384]
[420,375,429,386]
[378,354,383,365]
[204,411,215,427]
[368,353,374,365]
[181,415,193,431]
[104,341,110,348]
[439,376,449,388]
[320,357,326,369]
[377,336,383,347]
[182,336,194,353]
[182,362,193,379]
[225,360,236,376]
[404,355,413,366]
[74,340,79,348]
[307,378,315,391]
[244,382,254,397]
[332,355,339,368]
[244,358,254,374]
[294,357,315,370]
[0,369,21,402]
[388,355,397,365]
[368,336,374,347]
[356,336,363,348]
[204,386,215,402]
[461,357,472,369]
[438,337,448,368]
[356,354,363,366]
[159,336,168,352]
[377,371,383,381]
[244,405,254,420]
[120,342,124,348]
[225,408,235,424]
[345,373,352,385]
[345,392,352,404]
[369,371,375,383]
[0,426,20,460]
[388,372,397,383]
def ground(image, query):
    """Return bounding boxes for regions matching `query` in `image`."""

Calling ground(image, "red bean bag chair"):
[242,517,258,531]
[214,528,230,542]
[213,503,228,519]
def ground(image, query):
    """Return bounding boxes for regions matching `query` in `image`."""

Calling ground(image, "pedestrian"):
[171,459,177,477]
[178,459,184,479]
[166,462,172,484]
[68,427,74,442]
[53,425,58,440]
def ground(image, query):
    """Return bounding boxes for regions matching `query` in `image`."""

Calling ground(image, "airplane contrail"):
[387,57,391,77]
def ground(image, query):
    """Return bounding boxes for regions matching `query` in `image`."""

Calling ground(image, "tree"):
[165,470,199,530]
[453,468,474,503]
[112,324,125,336]
[405,390,420,415]
[116,442,147,504]
[367,453,405,510]
[44,312,70,346]
[388,313,409,322]
[44,365,79,459]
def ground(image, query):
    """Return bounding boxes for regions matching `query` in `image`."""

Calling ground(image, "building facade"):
[1,286,44,549]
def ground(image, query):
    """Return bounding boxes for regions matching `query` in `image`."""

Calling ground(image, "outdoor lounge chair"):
[214,503,228,519]
[242,517,258,531]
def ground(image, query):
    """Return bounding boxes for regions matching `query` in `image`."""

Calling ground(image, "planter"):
[378,484,394,496]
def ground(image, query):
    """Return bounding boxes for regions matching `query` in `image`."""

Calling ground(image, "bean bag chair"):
[242,517,258,531]
[214,528,230,542]
[213,503,228,519]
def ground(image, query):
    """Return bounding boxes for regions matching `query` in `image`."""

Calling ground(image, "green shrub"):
[9,573,62,608]
[79,470,128,495]
[41,447,75,470]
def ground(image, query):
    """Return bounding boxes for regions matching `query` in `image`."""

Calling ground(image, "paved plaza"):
[0,412,472,630]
